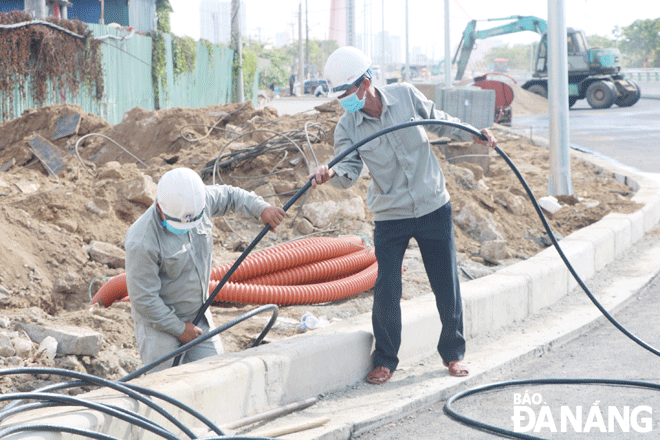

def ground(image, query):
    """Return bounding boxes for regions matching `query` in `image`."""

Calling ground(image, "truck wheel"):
[586,81,615,109]
[615,80,641,107]
[526,84,547,98]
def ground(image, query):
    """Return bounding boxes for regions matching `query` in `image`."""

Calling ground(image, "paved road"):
[355,232,660,439]
[515,98,660,174]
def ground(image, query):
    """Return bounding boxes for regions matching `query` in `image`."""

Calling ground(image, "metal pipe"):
[547,0,573,195]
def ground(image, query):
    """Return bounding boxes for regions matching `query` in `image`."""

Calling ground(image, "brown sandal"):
[443,360,469,377]
[366,366,393,384]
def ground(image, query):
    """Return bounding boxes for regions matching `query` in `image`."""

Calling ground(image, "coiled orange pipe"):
[91,236,376,307]
[211,262,378,306]
[242,248,375,286]
[210,236,366,282]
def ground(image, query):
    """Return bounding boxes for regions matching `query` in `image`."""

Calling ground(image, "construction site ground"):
[0,86,642,395]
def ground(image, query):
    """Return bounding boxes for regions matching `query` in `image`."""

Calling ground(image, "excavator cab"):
[533,29,621,78]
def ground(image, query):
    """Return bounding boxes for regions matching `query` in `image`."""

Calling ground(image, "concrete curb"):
[4,132,660,439]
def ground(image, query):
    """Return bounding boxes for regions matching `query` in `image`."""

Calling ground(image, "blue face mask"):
[339,92,366,112]
[162,220,189,235]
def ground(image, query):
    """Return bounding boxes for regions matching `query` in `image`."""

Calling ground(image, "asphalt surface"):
[354,228,660,439]
[515,97,660,175]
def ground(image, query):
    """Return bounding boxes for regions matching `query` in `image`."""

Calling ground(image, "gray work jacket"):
[330,82,477,221]
[125,185,270,337]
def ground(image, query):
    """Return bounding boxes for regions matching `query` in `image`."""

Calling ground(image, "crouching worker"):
[125,167,285,373]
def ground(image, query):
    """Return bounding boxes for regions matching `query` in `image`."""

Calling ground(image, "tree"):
[619,18,660,67]
[586,34,616,49]
[244,38,339,90]
[483,44,532,70]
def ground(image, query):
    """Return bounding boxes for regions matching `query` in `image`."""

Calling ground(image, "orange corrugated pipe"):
[210,262,378,306]
[90,273,126,308]
[90,236,375,307]
[210,236,366,282]
[243,248,375,286]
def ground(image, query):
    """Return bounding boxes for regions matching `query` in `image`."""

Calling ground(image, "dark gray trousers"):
[372,202,465,371]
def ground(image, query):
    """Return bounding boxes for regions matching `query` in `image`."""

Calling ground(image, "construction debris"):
[0,100,640,394]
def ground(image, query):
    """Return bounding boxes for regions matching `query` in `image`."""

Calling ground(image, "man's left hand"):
[261,206,286,232]
[473,128,498,149]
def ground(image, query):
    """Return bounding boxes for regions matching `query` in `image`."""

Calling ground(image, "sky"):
[169,0,660,58]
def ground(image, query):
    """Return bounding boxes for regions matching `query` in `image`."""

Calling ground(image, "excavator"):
[453,15,641,109]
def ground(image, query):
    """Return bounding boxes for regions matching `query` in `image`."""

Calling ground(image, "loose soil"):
[0,88,640,394]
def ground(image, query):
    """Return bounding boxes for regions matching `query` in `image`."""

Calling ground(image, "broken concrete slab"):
[0,158,15,172]
[15,181,40,194]
[52,114,82,140]
[28,135,70,175]
[13,322,103,356]
[87,241,126,269]
[116,174,157,206]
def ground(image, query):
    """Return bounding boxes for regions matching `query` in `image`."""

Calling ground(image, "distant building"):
[200,0,246,45]
[374,31,402,67]
[329,0,355,47]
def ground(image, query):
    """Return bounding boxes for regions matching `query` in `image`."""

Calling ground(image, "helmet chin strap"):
[156,203,165,221]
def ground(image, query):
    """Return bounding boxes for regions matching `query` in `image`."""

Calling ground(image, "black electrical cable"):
[1,305,279,438]
[0,367,196,438]
[5,120,654,439]
[494,145,660,358]
[0,424,122,440]
[444,379,660,440]
[132,303,278,376]
[185,121,484,326]
[442,141,660,438]
[0,393,179,440]
[173,119,483,366]
[183,119,660,437]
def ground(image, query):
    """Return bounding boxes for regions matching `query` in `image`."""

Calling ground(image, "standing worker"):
[289,73,296,96]
[308,47,497,384]
[125,167,285,373]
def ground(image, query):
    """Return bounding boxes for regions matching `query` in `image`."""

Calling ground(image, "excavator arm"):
[453,15,547,81]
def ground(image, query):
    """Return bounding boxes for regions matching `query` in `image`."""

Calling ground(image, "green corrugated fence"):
[0,23,238,125]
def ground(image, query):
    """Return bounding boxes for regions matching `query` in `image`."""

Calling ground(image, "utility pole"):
[381,0,385,74]
[231,0,244,103]
[298,2,304,96]
[404,0,410,82]
[444,0,451,88]
[305,0,309,75]
[364,0,367,56]
[547,0,573,195]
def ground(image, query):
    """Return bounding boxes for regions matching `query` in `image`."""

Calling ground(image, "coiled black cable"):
[182,119,660,438]
[0,305,279,439]
[4,120,656,439]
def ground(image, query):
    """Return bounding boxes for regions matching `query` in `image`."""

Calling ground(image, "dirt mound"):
[0,100,640,393]
[510,84,549,116]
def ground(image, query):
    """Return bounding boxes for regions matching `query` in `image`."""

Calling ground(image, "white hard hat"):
[157,168,206,230]
[324,46,372,98]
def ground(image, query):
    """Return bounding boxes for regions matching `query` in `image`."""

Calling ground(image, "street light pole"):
[547,0,573,195]
[298,2,304,96]
[405,0,409,82]
[444,0,451,88]
[231,0,244,103]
